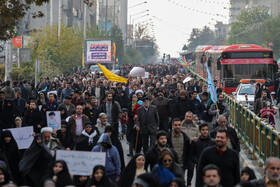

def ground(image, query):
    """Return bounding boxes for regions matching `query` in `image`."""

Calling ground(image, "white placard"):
[56,150,106,176]
[142,72,149,78]
[5,126,34,149]
[46,111,61,130]
[47,90,57,97]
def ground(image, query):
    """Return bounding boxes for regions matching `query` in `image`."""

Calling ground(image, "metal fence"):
[188,68,280,165]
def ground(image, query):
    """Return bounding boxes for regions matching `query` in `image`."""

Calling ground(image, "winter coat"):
[92,133,121,177]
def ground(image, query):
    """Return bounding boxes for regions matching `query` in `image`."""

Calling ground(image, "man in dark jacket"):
[145,130,178,171]
[46,93,58,111]
[196,129,240,187]
[24,100,43,133]
[251,157,280,187]
[210,115,240,153]
[191,123,216,165]
[175,90,194,120]
[13,89,26,117]
[190,90,203,118]
[99,92,121,139]
[167,118,190,172]
[136,97,159,153]
[151,89,172,132]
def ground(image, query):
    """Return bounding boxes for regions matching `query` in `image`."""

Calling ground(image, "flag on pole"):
[97,63,127,83]
[205,63,217,103]
[82,51,85,68]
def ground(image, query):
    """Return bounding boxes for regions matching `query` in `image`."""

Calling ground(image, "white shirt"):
[75,115,83,136]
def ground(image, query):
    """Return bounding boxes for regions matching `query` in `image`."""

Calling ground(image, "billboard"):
[85,39,112,64]
[12,36,22,48]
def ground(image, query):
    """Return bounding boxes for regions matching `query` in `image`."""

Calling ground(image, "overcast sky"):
[128,0,229,57]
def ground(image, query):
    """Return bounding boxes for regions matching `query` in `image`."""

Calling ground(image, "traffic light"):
[163,53,166,59]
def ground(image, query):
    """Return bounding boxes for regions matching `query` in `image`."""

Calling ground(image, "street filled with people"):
[0,64,278,187]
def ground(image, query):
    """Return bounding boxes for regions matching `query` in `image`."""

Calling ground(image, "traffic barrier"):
[188,68,280,165]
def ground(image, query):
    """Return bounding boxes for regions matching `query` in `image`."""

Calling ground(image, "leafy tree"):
[0,0,93,41]
[29,24,83,77]
[134,24,158,63]
[187,26,215,51]
[111,26,124,63]
[262,16,280,59]
[122,47,143,65]
[226,8,271,45]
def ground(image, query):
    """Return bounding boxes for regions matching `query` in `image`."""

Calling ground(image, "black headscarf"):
[1,99,18,129]
[0,130,21,183]
[86,165,112,187]
[56,121,74,150]
[241,167,257,181]
[42,160,73,187]
[0,162,11,185]
[118,154,145,187]
[76,123,99,151]
[170,177,185,187]
[19,134,53,187]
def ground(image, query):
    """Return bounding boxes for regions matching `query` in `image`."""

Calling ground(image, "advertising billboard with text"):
[85,39,112,64]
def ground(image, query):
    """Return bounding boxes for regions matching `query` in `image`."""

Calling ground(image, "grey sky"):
[128,0,229,57]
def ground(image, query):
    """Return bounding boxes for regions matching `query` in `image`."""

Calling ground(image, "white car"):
[232,83,256,110]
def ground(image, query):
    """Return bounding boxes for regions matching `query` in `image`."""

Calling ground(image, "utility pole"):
[50,0,53,26]
[113,0,115,26]
[5,39,13,82]
[84,3,87,38]
[105,0,108,31]
[17,48,20,68]
[58,0,62,37]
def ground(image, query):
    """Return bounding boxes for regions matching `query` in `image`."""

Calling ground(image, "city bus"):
[194,44,278,94]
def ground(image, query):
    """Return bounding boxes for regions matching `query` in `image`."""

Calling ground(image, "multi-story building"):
[229,0,280,25]
[17,0,99,36]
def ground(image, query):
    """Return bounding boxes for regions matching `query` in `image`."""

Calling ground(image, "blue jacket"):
[61,88,74,102]
[46,100,58,111]
[92,133,121,177]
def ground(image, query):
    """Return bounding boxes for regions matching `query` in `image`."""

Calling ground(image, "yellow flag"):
[97,63,127,83]
[82,51,85,67]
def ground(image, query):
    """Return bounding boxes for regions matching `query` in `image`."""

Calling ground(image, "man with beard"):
[145,130,178,171]
[136,97,159,153]
[251,157,280,186]
[95,113,110,135]
[210,115,240,153]
[135,89,144,101]
[151,89,172,132]
[181,111,199,186]
[99,93,121,140]
[23,100,43,133]
[196,129,240,187]
[254,90,272,116]
[68,104,91,140]
[84,99,99,125]
[209,94,230,126]
[167,118,190,178]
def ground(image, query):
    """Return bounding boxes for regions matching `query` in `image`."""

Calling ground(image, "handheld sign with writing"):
[56,150,106,176]
[5,126,34,149]
[46,111,61,130]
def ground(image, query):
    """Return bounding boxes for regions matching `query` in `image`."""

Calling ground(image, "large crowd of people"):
[0,64,278,187]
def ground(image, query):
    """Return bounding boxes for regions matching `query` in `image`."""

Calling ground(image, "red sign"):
[267,40,274,47]
[12,37,22,48]
[221,59,273,64]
